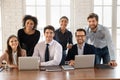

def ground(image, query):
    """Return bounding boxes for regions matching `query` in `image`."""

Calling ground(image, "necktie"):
[45,44,49,62]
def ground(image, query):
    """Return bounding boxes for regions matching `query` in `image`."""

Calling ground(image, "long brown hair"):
[6,35,22,64]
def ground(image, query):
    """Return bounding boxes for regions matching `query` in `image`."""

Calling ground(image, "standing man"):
[33,25,62,66]
[54,16,73,65]
[86,13,117,66]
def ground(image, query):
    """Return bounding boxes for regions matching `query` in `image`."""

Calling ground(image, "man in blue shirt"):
[86,13,117,66]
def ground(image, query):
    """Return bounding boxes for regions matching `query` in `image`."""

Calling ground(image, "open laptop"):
[18,57,39,70]
[74,55,95,68]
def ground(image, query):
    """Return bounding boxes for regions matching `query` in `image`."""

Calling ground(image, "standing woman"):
[0,35,26,68]
[54,16,73,65]
[17,15,40,56]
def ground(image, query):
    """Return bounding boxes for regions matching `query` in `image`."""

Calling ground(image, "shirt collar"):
[58,28,68,33]
[77,42,85,49]
[45,40,54,46]
[88,24,102,33]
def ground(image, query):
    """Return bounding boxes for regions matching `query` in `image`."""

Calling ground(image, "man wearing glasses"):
[66,28,96,66]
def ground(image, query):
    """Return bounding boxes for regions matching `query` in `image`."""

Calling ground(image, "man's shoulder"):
[98,24,108,30]
[72,44,77,47]
[70,44,77,50]
[85,43,95,48]
[53,40,61,45]
[52,40,62,47]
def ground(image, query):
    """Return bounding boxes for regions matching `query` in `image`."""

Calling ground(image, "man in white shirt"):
[32,25,62,66]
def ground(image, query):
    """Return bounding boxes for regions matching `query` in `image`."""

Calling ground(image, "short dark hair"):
[75,28,86,36]
[22,15,38,29]
[87,13,99,21]
[59,16,69,22]
[44,25,55,33]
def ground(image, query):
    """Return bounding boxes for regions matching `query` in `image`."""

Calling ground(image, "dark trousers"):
[95,46,110,64]
[59,50,66,65]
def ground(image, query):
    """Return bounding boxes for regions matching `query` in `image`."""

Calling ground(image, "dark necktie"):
[45,44,49,62]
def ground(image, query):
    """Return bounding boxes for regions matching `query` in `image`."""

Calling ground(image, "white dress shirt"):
[77,43,85,55]
[32,40,62,66]
[12,52,17,65]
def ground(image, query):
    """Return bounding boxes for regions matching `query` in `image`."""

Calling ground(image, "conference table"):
[0,65,120,80]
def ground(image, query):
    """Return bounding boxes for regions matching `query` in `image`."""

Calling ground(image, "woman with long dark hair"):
[0,35,26,68]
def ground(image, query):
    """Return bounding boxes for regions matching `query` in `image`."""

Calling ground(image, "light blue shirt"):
[86,24,116,60]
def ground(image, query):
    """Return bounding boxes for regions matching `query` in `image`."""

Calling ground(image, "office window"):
[94,0,120,59]
[117,0,120,51]
[94,0,112,28]
[0,1,2,54]
[51,0,70,28]
[25,0,70,41]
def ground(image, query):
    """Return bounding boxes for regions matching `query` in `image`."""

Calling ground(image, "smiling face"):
[59,18,68,30]
[75,31,86,45]
[8,37,19,51]
[25,19,35,31]
[44,29,55,43]
[87,17,98,31]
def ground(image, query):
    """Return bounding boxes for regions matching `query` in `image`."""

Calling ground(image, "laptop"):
[74,55,95,68]
[18,57,39,70]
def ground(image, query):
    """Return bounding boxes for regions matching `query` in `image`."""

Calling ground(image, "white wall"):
[1,0,94,51]
[1,0,25,51]
[70,0,93,43]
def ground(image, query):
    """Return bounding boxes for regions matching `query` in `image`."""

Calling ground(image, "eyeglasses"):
[76,35,85,38]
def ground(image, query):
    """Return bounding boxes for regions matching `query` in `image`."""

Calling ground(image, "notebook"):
[61,65,74,70]
[74,55,95,68]
[18,57,39,70]
[44,66,62,72]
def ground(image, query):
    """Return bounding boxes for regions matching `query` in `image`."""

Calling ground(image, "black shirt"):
[54,28,73,50]
[17,29,40,56]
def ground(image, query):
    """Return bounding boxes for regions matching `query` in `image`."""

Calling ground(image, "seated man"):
[32,25,62,66]
[66,28,96,66]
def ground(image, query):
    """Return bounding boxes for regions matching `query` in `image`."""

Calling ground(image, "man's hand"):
[108,60,117,67]
[69,60,75,66]
[67,44,72,49]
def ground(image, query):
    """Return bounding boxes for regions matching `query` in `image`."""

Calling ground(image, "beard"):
[89,24,97,31]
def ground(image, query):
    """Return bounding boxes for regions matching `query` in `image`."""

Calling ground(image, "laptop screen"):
[74,55,95,68]
[18,57,39,70]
